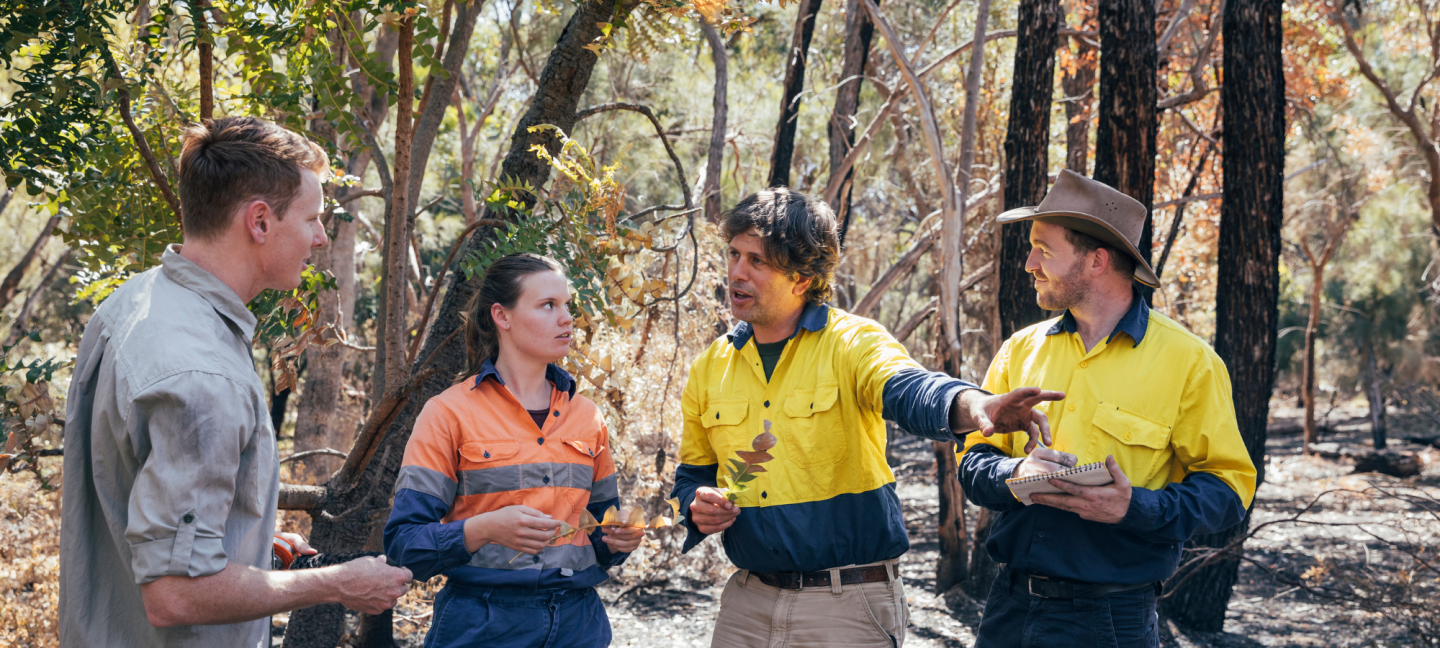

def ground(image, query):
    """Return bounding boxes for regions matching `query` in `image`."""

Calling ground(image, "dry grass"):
[0,472,60,648]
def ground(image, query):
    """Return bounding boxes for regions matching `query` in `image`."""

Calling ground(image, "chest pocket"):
[1090,403,1172,483]
[702,400,751,462]
[456,438,521,501]
[782,383,844,468]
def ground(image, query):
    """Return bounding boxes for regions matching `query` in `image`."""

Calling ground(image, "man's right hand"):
[332,555,412,615]
[1011,446,1080,480]
[464,505,563,554]
[690,487,740,534]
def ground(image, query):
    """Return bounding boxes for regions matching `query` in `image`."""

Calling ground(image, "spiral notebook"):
[1005,462,1113,506]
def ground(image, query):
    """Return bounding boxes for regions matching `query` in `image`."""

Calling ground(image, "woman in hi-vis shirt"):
[385,253,643,648]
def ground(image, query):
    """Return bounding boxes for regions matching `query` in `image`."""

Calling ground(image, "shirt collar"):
[160,244,258,341]
[726,302,831,350]
[1045,288,1150,347]
[471,357,578,398]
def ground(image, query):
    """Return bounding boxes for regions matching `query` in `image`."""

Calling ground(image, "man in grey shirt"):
[61,117,411,648]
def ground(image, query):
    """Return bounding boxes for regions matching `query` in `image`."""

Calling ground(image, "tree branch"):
[574,102,693,209]
[100,44,183,223]
[0,213,59,311]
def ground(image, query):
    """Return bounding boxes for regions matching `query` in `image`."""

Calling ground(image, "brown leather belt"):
[752,565,892,590]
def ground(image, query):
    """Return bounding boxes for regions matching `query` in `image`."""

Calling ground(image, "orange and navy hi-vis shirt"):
[383,360,627,589]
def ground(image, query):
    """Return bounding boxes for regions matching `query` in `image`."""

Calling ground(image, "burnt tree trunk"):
[934,440,968,592]
[1093,0,1157,259]
[1366,343,1387,450]
[973,0,1060,601]
[768,0,825,188]
[828,0,876,243]
[1160,0,1284,631]
[282,2,642,645]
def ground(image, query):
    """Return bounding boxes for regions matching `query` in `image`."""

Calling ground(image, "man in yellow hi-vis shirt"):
[959,170,1258,648]
[670,188,1063,648]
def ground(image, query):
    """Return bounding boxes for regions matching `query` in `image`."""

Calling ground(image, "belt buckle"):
[1027,575,1065,599]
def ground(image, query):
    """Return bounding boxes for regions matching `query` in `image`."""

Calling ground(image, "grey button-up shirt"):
[61,245,278,648]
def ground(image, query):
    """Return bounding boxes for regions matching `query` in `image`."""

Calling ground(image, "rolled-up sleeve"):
[125,372,258,584]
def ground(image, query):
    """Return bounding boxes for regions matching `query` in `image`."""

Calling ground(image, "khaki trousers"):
[709,560,908,648]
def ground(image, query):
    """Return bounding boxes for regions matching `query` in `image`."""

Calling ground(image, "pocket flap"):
[459,439,519,463]
[702,401,749,428]
[564,439,604,457]
[784,384,839,418]
[1092,405,1170,449]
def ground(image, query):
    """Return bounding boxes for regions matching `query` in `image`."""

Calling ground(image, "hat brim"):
[997,207,1161,288]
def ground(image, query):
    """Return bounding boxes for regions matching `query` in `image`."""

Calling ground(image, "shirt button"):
[538,437,545,445]
[761,491,768,499]
[553,410,560,417]
[764,400,770,407]
[1125,434,1133,441]
[1038,531,1046,538]
[543,475,551,484]
[1080,361,1089,368]
[1067,404,1075,412]
[182,513,195,524]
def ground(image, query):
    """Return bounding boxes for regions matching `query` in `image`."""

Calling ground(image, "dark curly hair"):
[720,188,839,304]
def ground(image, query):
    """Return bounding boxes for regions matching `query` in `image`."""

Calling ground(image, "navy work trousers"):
[423,583,611,648]
[974,567,1159,648]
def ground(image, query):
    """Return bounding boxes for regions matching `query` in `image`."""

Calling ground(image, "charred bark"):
[767,0,825,188]
[1093,0,1157,259]
[1161,0,1285,631]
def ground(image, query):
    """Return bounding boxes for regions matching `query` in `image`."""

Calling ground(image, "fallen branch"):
[280,448,349,464]
[278,484,329,511]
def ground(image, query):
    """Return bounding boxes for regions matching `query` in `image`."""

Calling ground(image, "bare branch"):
[574,102,693,209]
[280,448,349,464]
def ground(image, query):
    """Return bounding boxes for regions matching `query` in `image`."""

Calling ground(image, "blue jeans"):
[424,583,612,648]
[975,567,1159,648]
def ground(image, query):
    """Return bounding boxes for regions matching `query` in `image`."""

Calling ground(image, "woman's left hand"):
[600,526,644,553]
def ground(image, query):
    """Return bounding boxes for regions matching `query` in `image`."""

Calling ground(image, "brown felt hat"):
[995,169,1160,288]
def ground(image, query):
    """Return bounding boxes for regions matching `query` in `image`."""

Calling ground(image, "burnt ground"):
[295,404,1440,647]
[600,404,1440,648]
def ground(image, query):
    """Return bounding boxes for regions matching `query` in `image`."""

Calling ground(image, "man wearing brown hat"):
[957,170,1257,647]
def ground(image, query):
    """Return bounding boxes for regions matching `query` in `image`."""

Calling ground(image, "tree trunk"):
[965,506,995,598]
[934,440,968,592]
[828,0,876,243]
[1301,263,1323,453]
[1093,0,1157,259]
[700,21,728,223]
[1160,0,1284,630]
[1366,342,1386,450]
[998,0,1058,343]
[767,0,825,188]
[1061,46,1096,174]
[292,188,361,480]
[283,3,642,645]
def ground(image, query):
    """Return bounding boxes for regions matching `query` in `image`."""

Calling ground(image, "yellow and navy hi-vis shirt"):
[958,292,1257,585]
[671,303,978,573]
[383,360,627,589]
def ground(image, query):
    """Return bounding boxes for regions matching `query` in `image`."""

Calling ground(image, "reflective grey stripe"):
[469,541,599,572]
[589,473,619,503]
[394,465,458,502]
[457,462,595,496]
